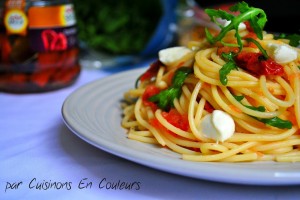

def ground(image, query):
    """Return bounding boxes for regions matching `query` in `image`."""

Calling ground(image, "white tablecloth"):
[1,63,300,200]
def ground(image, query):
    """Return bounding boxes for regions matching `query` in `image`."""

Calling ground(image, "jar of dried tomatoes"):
[0,0,80,93]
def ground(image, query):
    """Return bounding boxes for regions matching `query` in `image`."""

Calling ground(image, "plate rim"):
[62,67,300,186]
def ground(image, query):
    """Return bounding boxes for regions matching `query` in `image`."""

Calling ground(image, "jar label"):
[28,4,77,52]
[28,4,76,28]
[4,9,28,35]
[4,0,27,35]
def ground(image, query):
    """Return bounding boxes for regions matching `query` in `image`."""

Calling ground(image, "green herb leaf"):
[219,52,238,85]
[233,94,292,129]
[275,33,300,47]
[229,1,249,13]
[172,67,192,88]
[245,38,268,59]
[205,1,267,50]
[205,9,235,28]
[219,61,237,85]
[233,95,244,102]
[245,105,265,112]
[135,74,142,88]
[259,117,293,129]
[148,88,180,110]
[148,67,193,111]
[234,95,265,111]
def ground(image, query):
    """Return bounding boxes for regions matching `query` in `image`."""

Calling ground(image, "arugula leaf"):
[148,67,193,111]
[205,9,235,28]
[245,105,265,112]
[233,95,244,102]
[245,38,268,59]
[219,52,238,85]
[259,117,292,129]
[219,61,236,85]
[172,67,192,88]
[206,2,270,85]
[205,1,267,50]
[148,87,180,111]
[233,95,292,129]
[275,33,300,47]
[135,74,142,88]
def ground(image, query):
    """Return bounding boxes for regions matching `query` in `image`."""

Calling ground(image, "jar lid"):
[27,0,71,7]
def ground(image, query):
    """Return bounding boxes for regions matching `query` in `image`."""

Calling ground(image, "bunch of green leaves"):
[73,0,162,54]
[234,95,292,129]
[205,1,267,50]
[149,67,193,111]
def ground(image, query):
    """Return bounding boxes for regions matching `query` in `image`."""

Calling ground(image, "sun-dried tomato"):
[42,30,57,51]
[235,52,284,76]
[140,60,162,81]
[204,101,214,113]
[51,33,68,51]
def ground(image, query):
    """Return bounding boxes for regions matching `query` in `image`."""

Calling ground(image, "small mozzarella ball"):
[266,43,298,64]
[200,110,235,142]
[158,46,192,65]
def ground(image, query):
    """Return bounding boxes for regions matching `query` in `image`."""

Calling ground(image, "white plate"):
[62,67,300,186]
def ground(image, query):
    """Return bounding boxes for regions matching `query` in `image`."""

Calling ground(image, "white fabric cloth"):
[1,65,300,200]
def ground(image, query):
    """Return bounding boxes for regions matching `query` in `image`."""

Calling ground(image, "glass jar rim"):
[27,0,71,7]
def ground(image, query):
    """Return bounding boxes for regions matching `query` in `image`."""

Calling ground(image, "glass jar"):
[0,0,80,93]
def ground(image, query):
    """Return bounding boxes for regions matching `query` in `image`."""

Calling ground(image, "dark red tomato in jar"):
[0,0,80,93]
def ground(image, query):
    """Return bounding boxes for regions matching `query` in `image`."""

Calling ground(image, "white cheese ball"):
[266,43,298,64]
[200,110,235,142]
[158,46,192,65]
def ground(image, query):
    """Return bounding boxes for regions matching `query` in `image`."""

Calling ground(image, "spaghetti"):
[122,2,300,162]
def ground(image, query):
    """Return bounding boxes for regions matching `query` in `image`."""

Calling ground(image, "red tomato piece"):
[235,52,284,76]
[260,59,285,75]
[150,117,166,131]
[1,36,12,64]
[235,52,262,75]
[217,46,239,56]
[41,30,57,51]
[243,32,258,48]
[162,109,189,131]
[50,33,68,51]
[142,85,160,110]
[204,101,214,113]
[140,60,162,81]
[244,21,254,32]
[30,68,56,87]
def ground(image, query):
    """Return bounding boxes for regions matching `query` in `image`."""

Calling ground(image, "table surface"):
[1,62,300,200]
